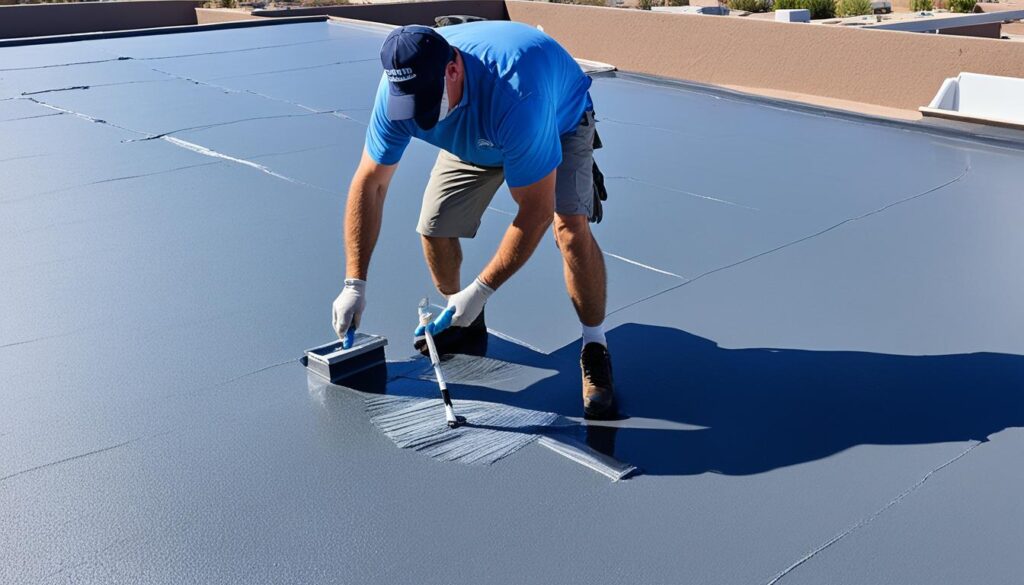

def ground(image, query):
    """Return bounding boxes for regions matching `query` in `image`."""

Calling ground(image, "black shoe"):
[414,308,488,357]
[581,342,616,419]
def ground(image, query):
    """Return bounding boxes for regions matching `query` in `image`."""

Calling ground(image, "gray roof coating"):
[2,20,1023,585]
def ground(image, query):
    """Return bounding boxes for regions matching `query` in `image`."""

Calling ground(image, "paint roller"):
[419,297,464,429]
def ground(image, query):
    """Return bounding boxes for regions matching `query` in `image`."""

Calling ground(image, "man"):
[331,22,615,418]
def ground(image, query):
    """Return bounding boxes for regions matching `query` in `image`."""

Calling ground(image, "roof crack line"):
[125,110,355,142]
[0,326,89,350]
[0,111,64,123]
[132,37,341,62]
[147,67,365,126]
[0,432,171,485]
[0,153,49,164]
[605,175,759,210]
[217,358,300,387]
[0,56,132,72]
[162,136,332,193]
[485,328,546,354]
[599,116,699,137]
[21,85,90,96]
[603,251,688,280]
[206,57,378,81]
[1,161,222,206]
[765,440,982,585]
[23,97,147,136]
[608,165,970,318]
[483,206,686,279]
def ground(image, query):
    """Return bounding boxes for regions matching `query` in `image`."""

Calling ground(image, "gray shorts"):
[417,110,602,238]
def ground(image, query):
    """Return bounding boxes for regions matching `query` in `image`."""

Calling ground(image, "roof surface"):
[2,20,1023,585]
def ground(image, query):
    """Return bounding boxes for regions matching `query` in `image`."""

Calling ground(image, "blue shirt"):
[365,21,593,188]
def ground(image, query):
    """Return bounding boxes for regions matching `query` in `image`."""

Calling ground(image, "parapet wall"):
[254,0,509,26]
[504,1,1024,111]
[0,1,200,40]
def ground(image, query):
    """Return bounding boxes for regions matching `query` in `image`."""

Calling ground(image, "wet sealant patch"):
[365,394,566,465]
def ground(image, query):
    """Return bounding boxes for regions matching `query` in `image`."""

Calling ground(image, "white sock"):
[581,322,607,348]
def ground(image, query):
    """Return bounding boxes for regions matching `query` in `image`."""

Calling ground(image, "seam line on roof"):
[125,110,353,142]
[605,175,757,210]
[0,326,90,350]
[484,206,686,280]
[1,161,222,207]
[602,251,687,280]
[207,57,378,81]
[765,440,982,585]
[0,38,340,72]
[146,67,367,127]
[24,97,146,135]
[217,358,299,387]
[0,432,171,485]
[0,153,48,164]
[12,99,335,196]
[0,111,64,123]
[0,56,132,72]
[608,165,970,318]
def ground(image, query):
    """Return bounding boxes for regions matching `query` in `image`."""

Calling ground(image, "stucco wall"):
[504,1,1024,110]
[0,1,200,40]
[255,0,508,26]
[195,8,261,24]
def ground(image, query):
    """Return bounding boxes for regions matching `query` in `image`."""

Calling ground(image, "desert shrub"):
[638,0,654,9]
[836,0,872,15]
[219,0,237,7]
[800,0,836,18]
[910,0,933,9]
[947,0,976,11]
[665,0,690,5]
[774,0,802,9]
[729,0,771,11]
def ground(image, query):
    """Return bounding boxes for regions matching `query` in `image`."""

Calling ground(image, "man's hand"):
[415,278,493,337]
[332,279,367,348]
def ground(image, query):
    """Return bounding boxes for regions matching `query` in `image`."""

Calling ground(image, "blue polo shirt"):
[365,21,593,188]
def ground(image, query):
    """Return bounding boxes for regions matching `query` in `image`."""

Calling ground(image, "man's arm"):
[333,149,397,345]
[345,148,398,280]
[478,169,556,289]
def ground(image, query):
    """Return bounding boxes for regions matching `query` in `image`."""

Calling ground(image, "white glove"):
[332,278,366,348]
[415,278,494,336]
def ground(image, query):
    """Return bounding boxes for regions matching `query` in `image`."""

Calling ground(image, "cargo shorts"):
[417,110,605,238]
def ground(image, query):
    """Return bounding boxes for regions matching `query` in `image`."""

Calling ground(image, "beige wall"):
[505,0,1024,110]
[0,1,200,40]
[195,8,262,24]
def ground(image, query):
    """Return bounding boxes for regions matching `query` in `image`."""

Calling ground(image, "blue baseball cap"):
[379,25,454,130]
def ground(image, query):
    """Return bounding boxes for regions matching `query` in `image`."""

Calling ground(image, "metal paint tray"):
[305,334,388,384]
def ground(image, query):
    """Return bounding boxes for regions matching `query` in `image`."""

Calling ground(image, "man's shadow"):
[369,323,1024,477]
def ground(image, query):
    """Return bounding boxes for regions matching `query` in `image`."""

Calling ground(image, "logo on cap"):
[385,67,416,83]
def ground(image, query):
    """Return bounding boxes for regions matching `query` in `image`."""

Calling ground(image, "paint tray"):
[305,334,388,384]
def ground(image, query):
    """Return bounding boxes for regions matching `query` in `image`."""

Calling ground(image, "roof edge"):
[0,14,327,48]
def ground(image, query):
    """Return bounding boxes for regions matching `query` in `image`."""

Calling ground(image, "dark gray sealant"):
[2,21,1023,585]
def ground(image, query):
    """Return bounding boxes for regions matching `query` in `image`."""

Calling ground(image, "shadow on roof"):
[338,323,1024,478]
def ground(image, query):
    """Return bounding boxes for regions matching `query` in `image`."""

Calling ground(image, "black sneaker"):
[414,307,488,357]
[581,342,616,419]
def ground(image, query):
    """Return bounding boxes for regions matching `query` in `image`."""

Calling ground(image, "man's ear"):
[446,49,461,80]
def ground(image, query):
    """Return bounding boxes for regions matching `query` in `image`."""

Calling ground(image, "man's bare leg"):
[552,213,606,327]
[554,213,614,418]
[421,235,462,296]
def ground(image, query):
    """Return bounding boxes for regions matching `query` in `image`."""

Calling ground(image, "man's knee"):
[553,213,592,250]
[422,234,462,259]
